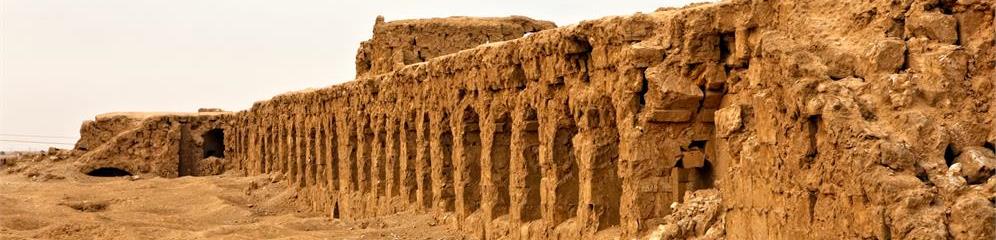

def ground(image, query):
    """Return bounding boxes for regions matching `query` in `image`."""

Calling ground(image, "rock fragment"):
[907,11,958,44]
[715,105,743,137]
[955,146,996,184]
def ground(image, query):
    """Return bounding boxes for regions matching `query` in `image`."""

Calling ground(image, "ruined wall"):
[75,113,146,151]
[73,0,993,239]
[714,0,995,239]
[76,112,235,177]
[354,16,556,78]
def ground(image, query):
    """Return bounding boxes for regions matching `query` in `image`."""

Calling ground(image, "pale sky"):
[0,0,706,151]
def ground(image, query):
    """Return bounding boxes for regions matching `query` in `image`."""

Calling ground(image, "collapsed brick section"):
[355,16,556,78]
[76,0,995,239]
[76,112,234,177]
[75,113,146,151]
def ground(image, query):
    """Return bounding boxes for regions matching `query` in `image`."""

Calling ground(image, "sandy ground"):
[0,153,466,240]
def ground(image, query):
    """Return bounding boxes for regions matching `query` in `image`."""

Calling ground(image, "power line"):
[0,133,77,139]
[0,139,75,146]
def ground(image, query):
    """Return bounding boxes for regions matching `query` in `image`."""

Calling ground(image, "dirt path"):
[0,156,466,240]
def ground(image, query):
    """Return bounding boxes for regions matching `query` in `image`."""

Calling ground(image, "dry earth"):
[0,152,466,240]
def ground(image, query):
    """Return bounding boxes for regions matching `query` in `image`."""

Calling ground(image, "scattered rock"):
[955,147,996,184]
[60,200,109,212]
[949,194,995,240]
[867,38,906,73]
[648,189,724,240]
[196,156,228,176]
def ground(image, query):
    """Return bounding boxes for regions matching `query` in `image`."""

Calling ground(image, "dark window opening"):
[694,161,715,189]
[87,167,132,177]
[689,140,707,150]
[203,128,225,158]
[332,202,340,219]
[944,144,956,167]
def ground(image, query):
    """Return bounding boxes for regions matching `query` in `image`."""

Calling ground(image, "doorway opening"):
[203,128,225,158]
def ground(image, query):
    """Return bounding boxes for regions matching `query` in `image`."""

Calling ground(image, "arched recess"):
[490,112,513,219]
[579,100,622,233]
[418,112,434,210]
[550,111,579,226]
[296,122,307,188]
[348,129,360,192]
[362,121,374,194]
[260,127,270,174]
[377,128,388,197]
[327,117,340,191]
[86,167,132,177]
[519,107,542,222]
[318,123,328,190]
[459,106,482,215]
[436,112,456,212]
[309,126,318,188]
[390,119,402,197]
[289,124,299,185]
[403,114,419,204]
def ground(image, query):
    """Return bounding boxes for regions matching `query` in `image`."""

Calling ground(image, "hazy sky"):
[0,0,705,151]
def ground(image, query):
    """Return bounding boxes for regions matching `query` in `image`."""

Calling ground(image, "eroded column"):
[577,105,622,236]
[540,108,579,230]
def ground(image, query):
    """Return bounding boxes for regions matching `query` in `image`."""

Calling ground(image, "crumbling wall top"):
[354,15,556,78]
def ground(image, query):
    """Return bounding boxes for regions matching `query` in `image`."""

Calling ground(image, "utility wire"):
[0,139,75,146]
[0,133,77,139]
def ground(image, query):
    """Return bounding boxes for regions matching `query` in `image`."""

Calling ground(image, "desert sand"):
[0,152,465,240]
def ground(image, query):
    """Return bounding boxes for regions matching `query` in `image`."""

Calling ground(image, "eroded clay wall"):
[75,114,145,151]
[218,0,994,239]
[355,16,556,78]
[77,113,236,177]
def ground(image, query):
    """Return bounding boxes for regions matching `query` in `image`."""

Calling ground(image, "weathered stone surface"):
[867,38,906,73]
[75,112,233,178]
[355,16,555,78]
[645,63,704,110]
[955,146,996,184]
[714,106,742,138]
[647,110,694,123]
[907,11,959,45]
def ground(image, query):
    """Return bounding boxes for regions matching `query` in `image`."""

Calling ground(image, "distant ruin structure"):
[74,0,995,239]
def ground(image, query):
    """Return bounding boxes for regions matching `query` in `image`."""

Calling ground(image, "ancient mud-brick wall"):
[75,113,146,151]
[218,0,994,239]
[355,16,556,78]
[77,112,235,177]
